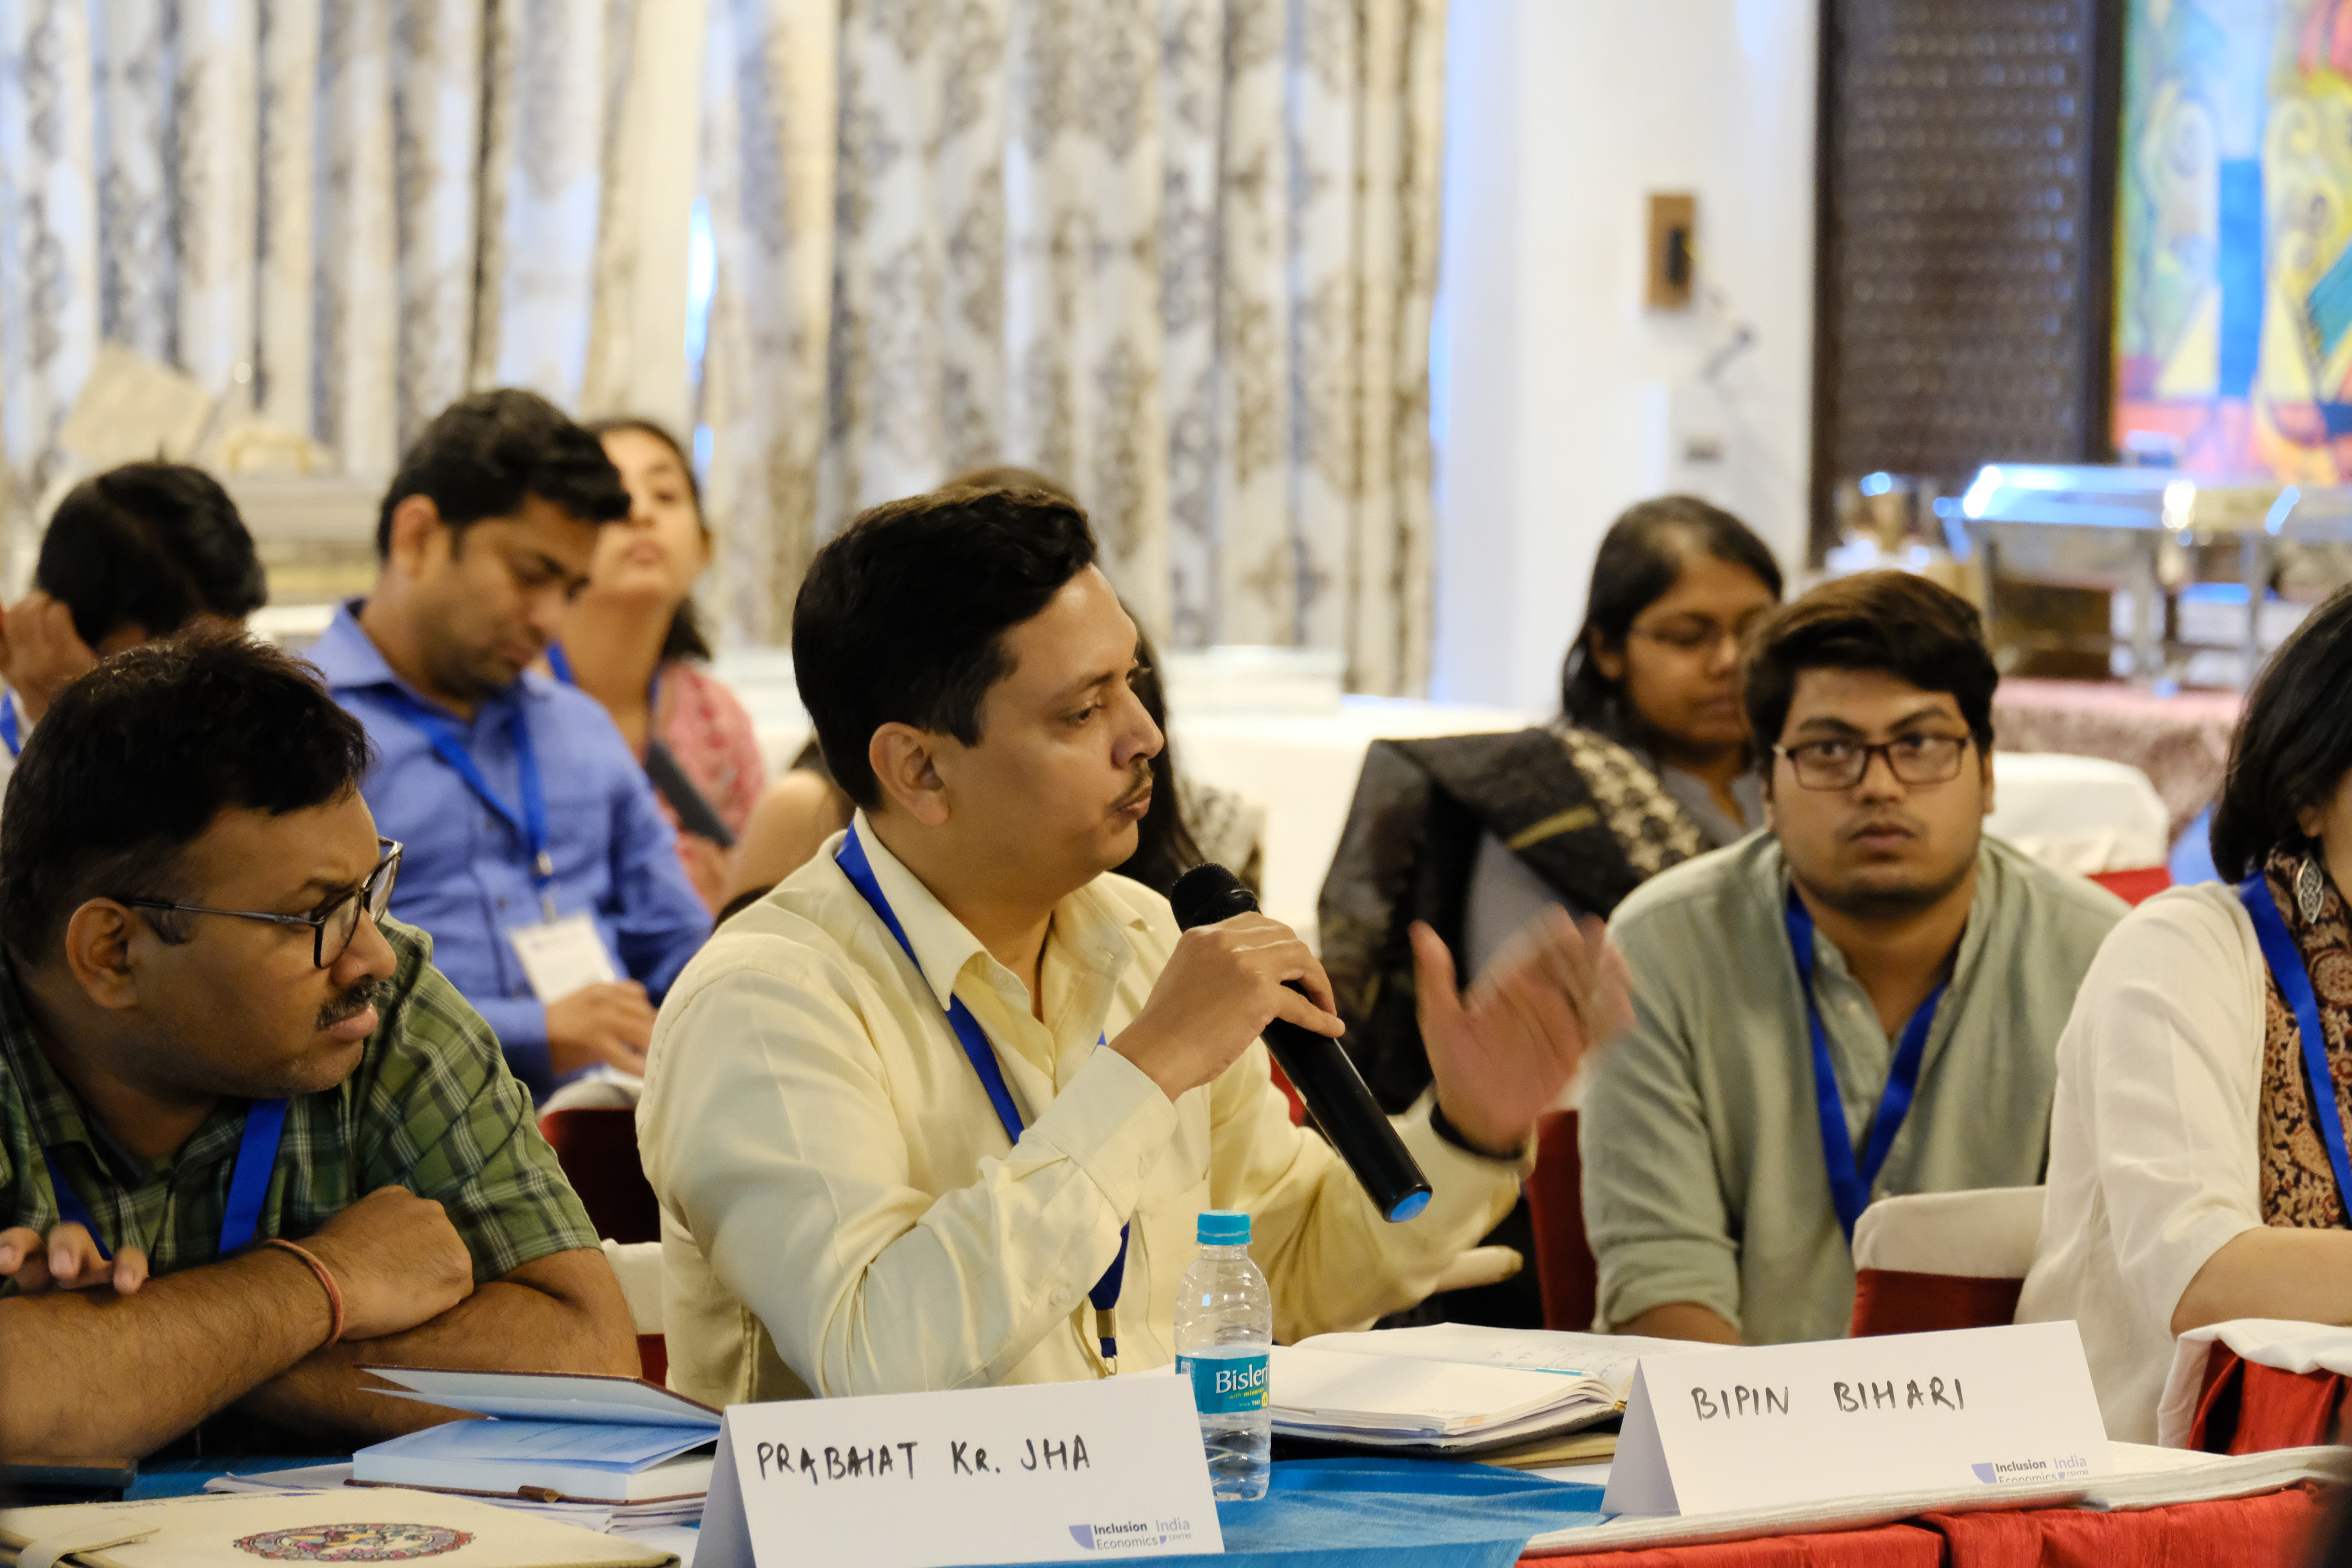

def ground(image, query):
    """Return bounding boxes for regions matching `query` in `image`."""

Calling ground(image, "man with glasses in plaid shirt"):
[1581,572,2128,1350]
[0,632,636,1460]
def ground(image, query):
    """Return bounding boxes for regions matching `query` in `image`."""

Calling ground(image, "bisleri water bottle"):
[1173,1208,1272,1501]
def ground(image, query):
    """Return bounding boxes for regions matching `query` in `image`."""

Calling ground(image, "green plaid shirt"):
[0,917,599,1290]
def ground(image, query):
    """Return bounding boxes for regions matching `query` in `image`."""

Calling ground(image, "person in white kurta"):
[2016,884,2273,1442]
[2021,581,2352,1442]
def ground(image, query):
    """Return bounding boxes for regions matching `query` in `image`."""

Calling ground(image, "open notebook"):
[354,1368,721,1505]
[1270,1324,1733,1455]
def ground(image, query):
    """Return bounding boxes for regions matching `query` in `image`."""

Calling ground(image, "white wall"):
[1431,0,1820,714]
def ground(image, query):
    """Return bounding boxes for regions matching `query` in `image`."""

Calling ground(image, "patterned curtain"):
[699,0,1446,693]
[0,0,643,508]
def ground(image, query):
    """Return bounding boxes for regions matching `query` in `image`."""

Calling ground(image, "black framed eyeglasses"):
[1775,735,1973,792]
[123,839,403,968]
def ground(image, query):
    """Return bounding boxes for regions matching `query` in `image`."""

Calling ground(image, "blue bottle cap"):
[1197,1209,1251,1245]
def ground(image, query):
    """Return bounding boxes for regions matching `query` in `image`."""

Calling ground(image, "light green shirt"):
[1583,831,2125,1345]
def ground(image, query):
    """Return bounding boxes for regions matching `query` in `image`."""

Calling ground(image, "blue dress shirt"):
[307,602,712,1098]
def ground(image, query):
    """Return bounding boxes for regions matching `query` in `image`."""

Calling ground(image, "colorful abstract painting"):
[2114,0,2352,479]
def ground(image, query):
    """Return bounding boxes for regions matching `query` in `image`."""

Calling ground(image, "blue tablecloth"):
[125,1454,1610,1566]
[127,1457,321,1500]
[993,1458,1610,1568]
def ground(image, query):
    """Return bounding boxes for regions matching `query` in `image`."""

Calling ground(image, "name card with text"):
[697,1375,1223,1568]
[1602,1321,2111,1517]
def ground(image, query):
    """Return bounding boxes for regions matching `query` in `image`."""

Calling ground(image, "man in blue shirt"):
[308,389,711,1098]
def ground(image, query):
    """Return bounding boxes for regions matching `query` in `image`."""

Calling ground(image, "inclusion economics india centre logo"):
[1970,1455,2092,1485]
[1067,1515,1199,1552]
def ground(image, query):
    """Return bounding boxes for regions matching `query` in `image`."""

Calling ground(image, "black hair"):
[941,464,1078,505]
[0,631,374,963]
[792,486,1100,809]
[1112,619,1207,896]
[376,388,630,559]
[1741,570,1998,758]
[2212,585,2352,880]
[39,463,268,648]
[585,415,714,663]
[1560,495,1784,729]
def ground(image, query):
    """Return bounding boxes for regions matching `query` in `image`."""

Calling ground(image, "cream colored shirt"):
[637,814,1526,1404]
[2016,883,2270,1442]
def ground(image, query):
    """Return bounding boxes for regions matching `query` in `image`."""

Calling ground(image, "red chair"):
[1523,1109,1599,1332]
[2090,866,2172,905]
[539,1107,661,1245]
[2190,1351,2347,1453]
[1847,1187,2044,1336]
[1267,1058,1306,1126]
[540,1108,666,1381]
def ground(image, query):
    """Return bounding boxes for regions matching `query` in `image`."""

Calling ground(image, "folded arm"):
[234,1247,639,1443]
[0,1245,336,1459]
[2173,1229,2352,1335]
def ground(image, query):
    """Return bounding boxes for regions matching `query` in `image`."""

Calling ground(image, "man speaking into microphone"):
[637,486,1624,1403]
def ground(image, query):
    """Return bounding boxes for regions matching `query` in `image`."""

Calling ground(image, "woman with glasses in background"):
[1477,496,1782,938]
[1317,496,1782,1329]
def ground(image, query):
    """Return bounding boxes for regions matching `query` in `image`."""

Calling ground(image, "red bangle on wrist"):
[263,1236,345,1347]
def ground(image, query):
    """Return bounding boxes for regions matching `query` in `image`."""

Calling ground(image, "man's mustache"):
[317,976,383,1032]
[1113,762,1154,812]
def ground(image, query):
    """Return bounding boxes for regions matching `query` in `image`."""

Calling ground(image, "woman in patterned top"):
[2020,584,2352,1441]
[555,418,765,911]
[1452,495,1783,982]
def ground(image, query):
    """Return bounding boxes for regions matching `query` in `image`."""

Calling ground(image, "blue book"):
[354,1367,722,1504]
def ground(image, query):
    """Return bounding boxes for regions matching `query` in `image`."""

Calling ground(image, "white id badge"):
[507,913,620,1003]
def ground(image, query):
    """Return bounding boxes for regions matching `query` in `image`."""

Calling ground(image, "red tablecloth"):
[1535,1523,1945,1565]
[1920,1483,2328,1565]
[1528,1483,2331,1567]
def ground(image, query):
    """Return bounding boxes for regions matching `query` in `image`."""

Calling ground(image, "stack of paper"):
[349,1368,720,1511]
[205,1465,702,1534]
[1271,1324,1731,1455]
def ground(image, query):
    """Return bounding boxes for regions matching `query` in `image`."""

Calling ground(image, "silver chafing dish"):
[1945,463,2352,686]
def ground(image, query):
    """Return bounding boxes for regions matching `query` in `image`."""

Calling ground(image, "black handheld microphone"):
[1169,864,1434,1223]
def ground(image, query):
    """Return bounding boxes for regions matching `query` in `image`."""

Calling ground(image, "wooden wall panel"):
[1811,0,2125,555]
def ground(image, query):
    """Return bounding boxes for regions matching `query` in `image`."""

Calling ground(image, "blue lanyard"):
[1785,893,1949,1242]
[545,644,661,719]
[836,823,1131,1361]
[376,688,554,896]
[2239,873,2352,1210]
[0,691,20,758]
[40,1098,289,1263]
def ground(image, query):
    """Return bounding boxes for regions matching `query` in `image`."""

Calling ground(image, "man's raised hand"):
[1412,907,1633,1155]
[0,590,102,726]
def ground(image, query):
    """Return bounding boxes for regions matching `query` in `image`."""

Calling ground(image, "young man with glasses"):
[1581,571,2127,1346]
[0,633,637,1459]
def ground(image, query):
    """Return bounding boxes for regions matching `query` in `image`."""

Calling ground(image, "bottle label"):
[1178,1351,1269,1415]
